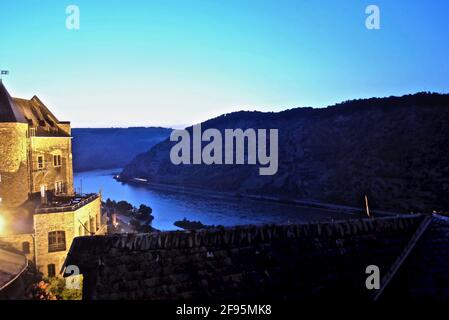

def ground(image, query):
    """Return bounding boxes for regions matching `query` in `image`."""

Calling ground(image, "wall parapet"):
[35,194,99,214]
[65,214,425,262]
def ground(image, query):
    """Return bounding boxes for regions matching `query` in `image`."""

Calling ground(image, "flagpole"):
[0,70,9,83]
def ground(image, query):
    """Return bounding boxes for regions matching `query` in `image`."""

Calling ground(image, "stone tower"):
[0,82,30,207]
[0,81,74,207]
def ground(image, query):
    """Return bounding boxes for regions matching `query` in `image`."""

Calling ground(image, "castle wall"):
[33,196,102,278]
[73,196,104,238]
[30,136,74,197]
[66,216,425,300]
[0,123,30,207]
[0,233,35,263]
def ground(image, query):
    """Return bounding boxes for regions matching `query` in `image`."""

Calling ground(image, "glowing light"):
[0,215,5,234]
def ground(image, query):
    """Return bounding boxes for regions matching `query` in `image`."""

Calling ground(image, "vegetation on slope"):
[121,93,449,213]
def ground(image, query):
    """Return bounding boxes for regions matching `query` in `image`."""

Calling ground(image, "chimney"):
[40,185,47,205]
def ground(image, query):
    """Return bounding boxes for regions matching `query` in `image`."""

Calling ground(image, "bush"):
[45,277,83,300]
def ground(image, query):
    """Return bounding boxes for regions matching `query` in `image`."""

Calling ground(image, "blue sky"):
[1,0,448,127]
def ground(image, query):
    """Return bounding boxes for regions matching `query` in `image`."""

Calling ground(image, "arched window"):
[22,242,30,254]
[48,231,66,252]
[47,264,56,277]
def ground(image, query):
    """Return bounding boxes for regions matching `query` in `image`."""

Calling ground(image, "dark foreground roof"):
[64,214,449,301]
[0,248,28,291]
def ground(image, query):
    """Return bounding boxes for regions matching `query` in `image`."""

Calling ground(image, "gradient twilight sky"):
[1,0,448,128]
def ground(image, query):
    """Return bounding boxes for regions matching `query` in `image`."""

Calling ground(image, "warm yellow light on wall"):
[0,214,5,234]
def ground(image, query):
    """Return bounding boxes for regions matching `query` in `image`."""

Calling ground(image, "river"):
[74,169,357,231]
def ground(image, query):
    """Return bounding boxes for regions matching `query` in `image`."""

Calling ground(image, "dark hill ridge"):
[121,92,449,213]
[72,127,171,172]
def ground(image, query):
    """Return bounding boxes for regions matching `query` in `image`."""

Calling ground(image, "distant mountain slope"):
[72,127,171,172]
[121,93,449,213]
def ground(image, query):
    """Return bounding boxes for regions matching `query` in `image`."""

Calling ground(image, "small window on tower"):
[22,242,30,254]
[48,231,66,252]
[37,156,44,169]
[53,155,62,167]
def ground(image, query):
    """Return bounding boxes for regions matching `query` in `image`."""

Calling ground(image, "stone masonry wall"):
[0,233,35,263]
[30,136,74,196]
[33,196,102,277]
[0,123,30,207]
[65,215,425,300]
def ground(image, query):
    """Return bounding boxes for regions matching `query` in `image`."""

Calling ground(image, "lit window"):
[47,264,56,278]
[55,181,64,194]
[48,231,66,252]
[37,156,44,169]
[53,155,62,167]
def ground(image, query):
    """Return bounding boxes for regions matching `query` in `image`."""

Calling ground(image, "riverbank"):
[75,169,399,230]
[115,175,399,218]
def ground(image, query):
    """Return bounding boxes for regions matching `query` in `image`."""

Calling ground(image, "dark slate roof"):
[63,214,449,301]
[383,215,449,300]
[13,96,70,137]
[0,82,27,123]
[0,82,70,136]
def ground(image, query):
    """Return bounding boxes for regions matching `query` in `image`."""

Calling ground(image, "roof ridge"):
[373,215,433,300]
[11,97,30,102]
[63,215,425,270]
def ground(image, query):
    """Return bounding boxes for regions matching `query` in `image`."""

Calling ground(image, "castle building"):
[0,81,106,283]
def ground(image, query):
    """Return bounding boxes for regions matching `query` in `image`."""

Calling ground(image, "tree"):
[105,198,116,208]
[138,204,152,215]
[137,204,153,222]
[116,201,133,214]
[130,219,153,233]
